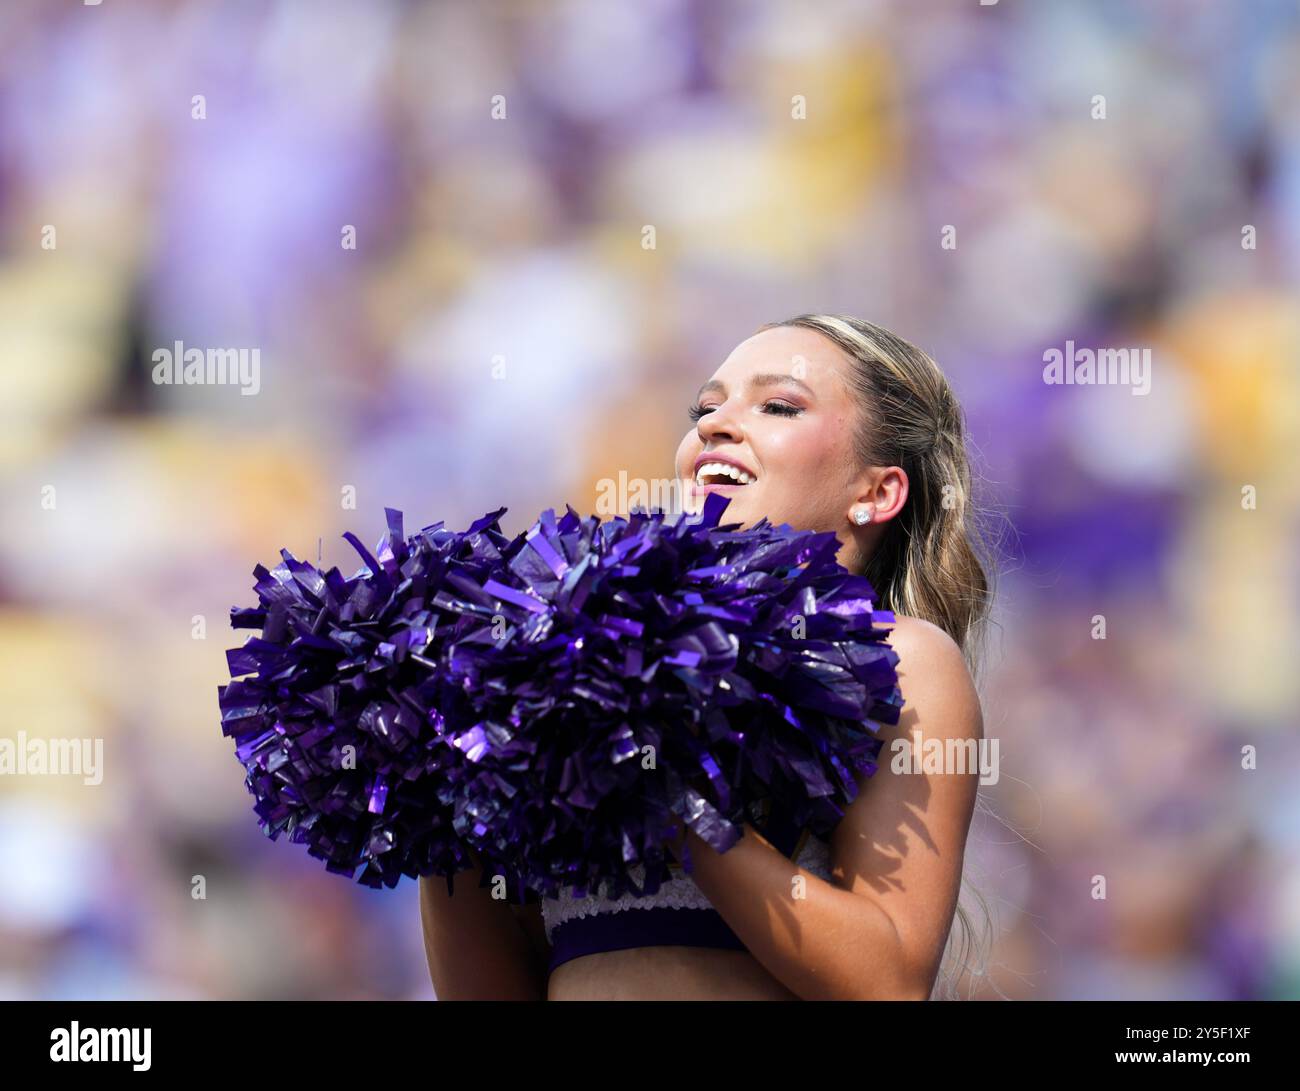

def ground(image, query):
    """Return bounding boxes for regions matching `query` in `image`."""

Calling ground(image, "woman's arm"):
[679,615,982,1000]
[418,854,548,1000]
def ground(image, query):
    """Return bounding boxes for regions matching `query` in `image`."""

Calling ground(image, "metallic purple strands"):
[217,506,516,889]
[217,493,904,898]
[422,491,902,900]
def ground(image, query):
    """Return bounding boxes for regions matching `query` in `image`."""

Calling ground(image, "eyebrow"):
[696,372,816,399]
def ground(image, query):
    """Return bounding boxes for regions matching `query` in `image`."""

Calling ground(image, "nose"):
[697,399,743,445]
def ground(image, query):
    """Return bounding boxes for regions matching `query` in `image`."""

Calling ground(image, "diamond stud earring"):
[852,506,873,526]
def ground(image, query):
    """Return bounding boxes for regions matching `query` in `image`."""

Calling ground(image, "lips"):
[692,454,757,487]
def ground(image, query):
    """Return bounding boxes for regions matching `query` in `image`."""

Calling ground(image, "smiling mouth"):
[693,461,757,487]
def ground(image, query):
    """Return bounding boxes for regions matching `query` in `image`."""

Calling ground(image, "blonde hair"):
[759,313,1001,999]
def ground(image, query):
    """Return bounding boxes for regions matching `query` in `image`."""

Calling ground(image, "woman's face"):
[673,326,877,538]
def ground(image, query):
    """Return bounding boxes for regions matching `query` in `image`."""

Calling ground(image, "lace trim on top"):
[540,832,833,941]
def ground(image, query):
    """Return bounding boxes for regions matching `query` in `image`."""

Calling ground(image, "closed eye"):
[687,401,714,422]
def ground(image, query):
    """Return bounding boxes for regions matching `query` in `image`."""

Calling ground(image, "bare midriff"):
[546,945,800,1000]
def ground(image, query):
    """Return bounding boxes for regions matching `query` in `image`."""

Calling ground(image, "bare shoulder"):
[886,613,962,670]
[885,614,982,741]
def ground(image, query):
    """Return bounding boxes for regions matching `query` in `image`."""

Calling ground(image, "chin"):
[686,487,756,525]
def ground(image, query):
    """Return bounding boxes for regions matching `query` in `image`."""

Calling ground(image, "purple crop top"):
[539,806,835,973]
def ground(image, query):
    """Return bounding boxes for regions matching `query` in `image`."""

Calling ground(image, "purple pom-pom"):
[219,493,903,898]
[426,492,903,899]
[217,506,515,889]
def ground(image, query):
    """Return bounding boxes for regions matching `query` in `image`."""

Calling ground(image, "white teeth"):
[694,461,755,485]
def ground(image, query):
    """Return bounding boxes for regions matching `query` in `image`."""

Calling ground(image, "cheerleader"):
[419,314,995,1000]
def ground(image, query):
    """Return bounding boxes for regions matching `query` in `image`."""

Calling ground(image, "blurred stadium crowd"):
[0,0,1297,999]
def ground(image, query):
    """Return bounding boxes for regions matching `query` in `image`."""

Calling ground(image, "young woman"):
[419,313,995,1000]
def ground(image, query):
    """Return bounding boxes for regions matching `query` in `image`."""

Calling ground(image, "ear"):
[853,466,908,524]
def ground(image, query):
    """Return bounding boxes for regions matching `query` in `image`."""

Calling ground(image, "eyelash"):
[688,400,802,421]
